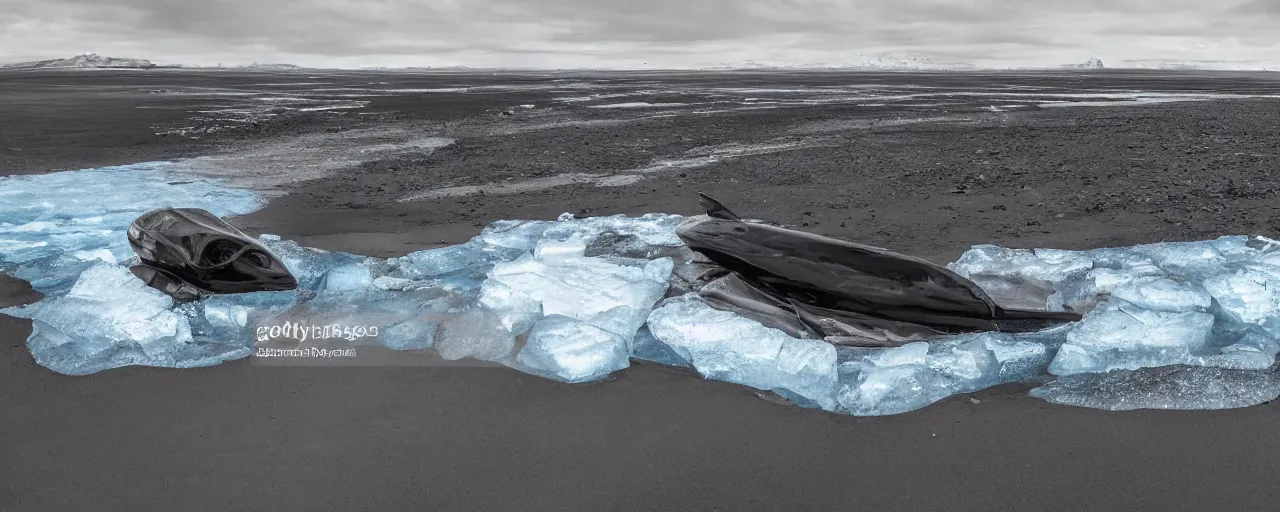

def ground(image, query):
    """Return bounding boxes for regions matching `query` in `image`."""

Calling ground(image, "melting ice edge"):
[4,163,1280,416]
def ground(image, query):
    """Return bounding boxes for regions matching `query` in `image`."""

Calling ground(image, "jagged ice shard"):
[951,237,1280,410]
[648,293,841,410]
[835,326,1072,416]
[1028,363,1280,411]
[4,164,1280,415]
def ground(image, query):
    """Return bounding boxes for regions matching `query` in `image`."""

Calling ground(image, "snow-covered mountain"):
[1061,57,1105,69]
[2,53,157,69]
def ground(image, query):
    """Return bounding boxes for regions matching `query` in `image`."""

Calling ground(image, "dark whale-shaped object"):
[678,193,1081,341]
[127,208,297,301]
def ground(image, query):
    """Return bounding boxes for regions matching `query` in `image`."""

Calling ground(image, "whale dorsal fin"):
[697,193,742,221]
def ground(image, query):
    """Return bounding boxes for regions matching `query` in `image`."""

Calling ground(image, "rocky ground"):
[231,97,1280,266]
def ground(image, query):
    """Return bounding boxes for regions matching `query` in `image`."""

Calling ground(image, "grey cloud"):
[1237,0,1280,14]
[0,0,1276,66]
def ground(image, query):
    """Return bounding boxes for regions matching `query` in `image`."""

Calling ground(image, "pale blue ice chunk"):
[432,306,519,363]
[1194,331,1280,370]
[470,213,685,262]
[1107,276,1213,312]
[259,238,364,291]
[1046,264,1169,313]
[1030,364,1280,411]
[630,325,691,367]
[397,242,523,279]
[1134,240,1224,267]
[181,291,299,343]
[532,233,588,259]
[647,294,839,410]
[833,324,1074,416]
[1208,235,1261,260]
[836,343,955,416]
[479,253,673,340]
[371,276,434,291]
[516,315,631,383]
[1050,301,1216,375]
[473,219,555,251]
[837,338,1000,416]
[380,319,437,350]
[953,238,1280,380]
[540,213,686,250]
[476,276,544,334]
[317,261,375,294]
[2,264,248,375]
[1201,262,1280,328]
[983,326,1072,381]
[948,244,1094,310]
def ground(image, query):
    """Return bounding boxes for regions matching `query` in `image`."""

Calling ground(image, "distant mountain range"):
[3,53,1275,72]
[231,62,304,70]
[0,54,314,70]
[1118,59,1277,71]
[1,53,162,69]
[704,53,978,71]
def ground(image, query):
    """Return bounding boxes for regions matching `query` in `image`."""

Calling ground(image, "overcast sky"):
[1,0,1277,68]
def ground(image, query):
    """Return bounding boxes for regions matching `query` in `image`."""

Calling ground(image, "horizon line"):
[5,53,1280,73]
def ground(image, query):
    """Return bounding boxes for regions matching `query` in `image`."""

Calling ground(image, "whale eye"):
[203,240,243,266]
[243,250,272,267]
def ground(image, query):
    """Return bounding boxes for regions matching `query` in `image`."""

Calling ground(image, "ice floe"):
[4,165,1280,415]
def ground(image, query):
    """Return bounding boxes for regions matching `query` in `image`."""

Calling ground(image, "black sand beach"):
[4,69,1280,511]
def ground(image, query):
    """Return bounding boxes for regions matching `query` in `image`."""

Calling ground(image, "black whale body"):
[127,208,298,301]
[676,193,1081,345]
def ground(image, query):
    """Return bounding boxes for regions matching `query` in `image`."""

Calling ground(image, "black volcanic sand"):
[4,69,1280,511]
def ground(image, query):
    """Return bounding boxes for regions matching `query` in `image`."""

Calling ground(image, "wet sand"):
[4,69,1280,511]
